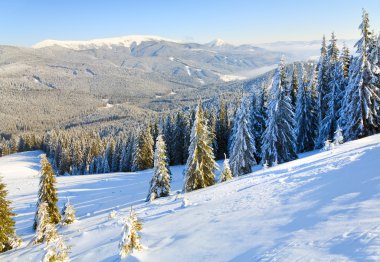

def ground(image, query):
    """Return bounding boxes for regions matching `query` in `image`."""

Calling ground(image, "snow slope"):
[1,135,380,261]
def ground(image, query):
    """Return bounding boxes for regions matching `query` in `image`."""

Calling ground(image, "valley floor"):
[1,135,380,261]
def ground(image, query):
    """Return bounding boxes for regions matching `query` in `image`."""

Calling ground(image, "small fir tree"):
[61,199,76,225]
[219,154,233,182]
[333,126,344,145]
[43,233,70,262]
[119,208,143,258]
[34,202,57,244]
[146,135,171,202]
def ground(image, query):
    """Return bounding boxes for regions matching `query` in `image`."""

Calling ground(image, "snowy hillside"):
[1,134,380,261]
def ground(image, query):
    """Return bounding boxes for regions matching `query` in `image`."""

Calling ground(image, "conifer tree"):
[229,97,257,176]
[172,112,186,165]
[216,96,230,160]
[341,44,351,78]
[295,65,315,152]
[250,94,265,161]
[61,199,76,225]
[262,57,297,166]
[163,115,174,164]
[0,178,21,253]
[34,155,61,230]
[132,126,154,171]
[340,9,380,140]
[315,36,329,148]
[183,100,216,192]
[34,202,56,244]
[146,135,171,202]
[119,208,143,258]
[219,154,233,182]
[309,66,320,148]
[43,233,69,262]
[317,33,343,145]
[289,63,299,109]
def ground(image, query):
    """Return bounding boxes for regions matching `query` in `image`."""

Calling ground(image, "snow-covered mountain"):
[1,134,379,261]
[33,35,181,50]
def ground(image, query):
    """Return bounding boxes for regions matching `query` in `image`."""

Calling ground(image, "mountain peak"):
[207,38,229,47]
[32,35,180,50]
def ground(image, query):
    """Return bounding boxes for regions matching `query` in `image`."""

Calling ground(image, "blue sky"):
[1,0,380,47]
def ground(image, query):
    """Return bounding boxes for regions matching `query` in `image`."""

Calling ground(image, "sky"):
[1,0,380,47]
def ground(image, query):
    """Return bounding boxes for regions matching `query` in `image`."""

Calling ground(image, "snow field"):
[0,134,380,261]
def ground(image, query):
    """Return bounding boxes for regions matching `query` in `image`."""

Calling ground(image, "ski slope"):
[1,135,380,261]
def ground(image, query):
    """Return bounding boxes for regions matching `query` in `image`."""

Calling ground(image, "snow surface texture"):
[1,135,380,261]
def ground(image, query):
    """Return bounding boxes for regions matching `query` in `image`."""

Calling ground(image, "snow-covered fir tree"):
[261,57,297,166]
[34,202,57,244]
[219,154,233,182]
[314,36,329,148]
[132,126,154,171]
[43,233,69,262]
[250,94,266,162]
[146,135,171,202]
[216,96,230,160]
[295,65,315,152]
[34,155,61,230]
[0,178,21,253]
[229,97,257,176]
[309,66,321,148]
[119,208,143,258]
[172,112,187,165]
[61,199,76,225]
[340,9,380,140]
[289,63,299,109]
[317,33,344,145]
[183,100,216,192]
[333,126,344,145]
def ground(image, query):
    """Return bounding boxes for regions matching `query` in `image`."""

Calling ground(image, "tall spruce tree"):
[132,126,154,171]
[146,135,171,201]
[309,66,320,148]
[317,33,343,144]
[229,97,257,176]
[315,36,329,148]
[290,63,299,109]
[340,9,380,140]
[0,178,20,253]
[183,100,216,192]
[216,96,230,159]
[34,155,61,230]
[261,57,297,166]
[295,65,314,152]
[250,94,265,162]
[172,112,186,165]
